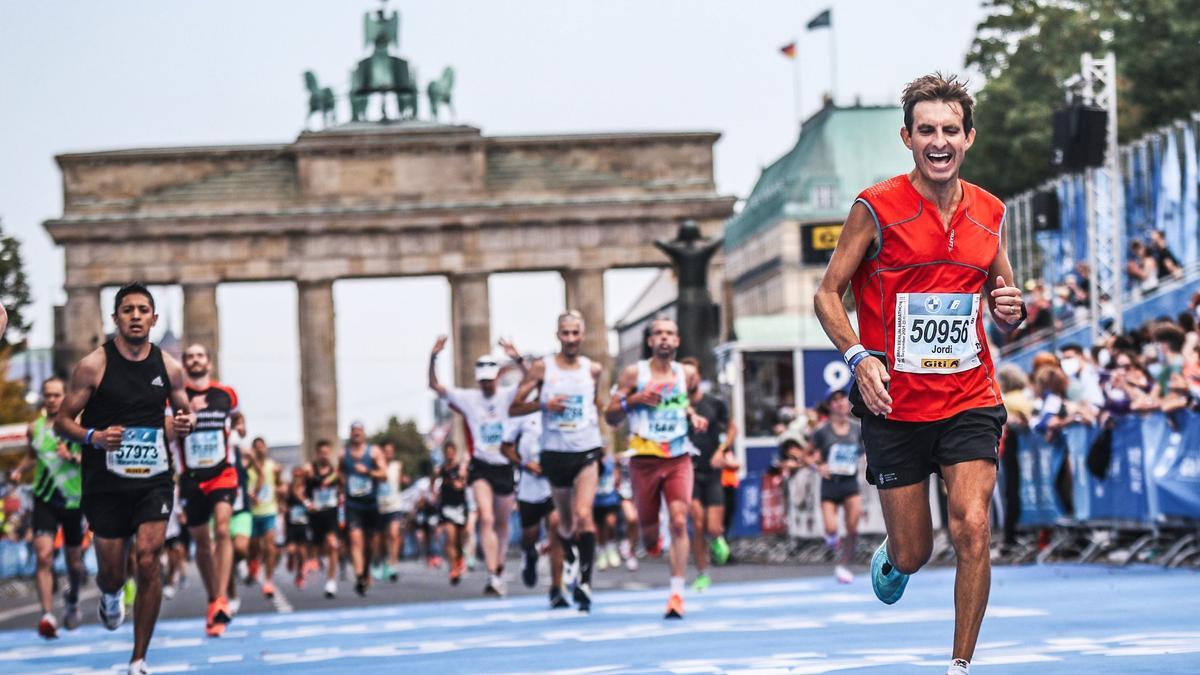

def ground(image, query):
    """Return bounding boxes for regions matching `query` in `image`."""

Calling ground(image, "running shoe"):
[483,574,503,597]
[691,574,712,593]
[710,536,730,566]
[664,593,685,619]
[122,578,137,607]
[62,599,81,631]
[354,576,368,597]
[37,612,58,640]
[262,579,276,599]
[493,575,508,597]
[228,596,242,616]
[388,565,399,583]
[324,579,337,599]
[562,547,580,589]
[450,558,465,586]
[128,658,150,675]
[428,555,445,569]
[370,562,385,581]
[213,596,233,625]
[466,555,478,571]
[618,539,632,560]
[596,554,609,571]
[946,658,970,675]
[163,584,176,601]
[237,560,250,583]
[295,573,306,590]
[573,582,592,613]
[521,547,539,588]
[98,591,125,630]
[624,555,639,572]
[870,538,909,605]
[605,544,621,570]
[205,599,227,638]
[646,537,664,558]
[247,559,260,584]
[835,565,855,584]
[549,586,570,609]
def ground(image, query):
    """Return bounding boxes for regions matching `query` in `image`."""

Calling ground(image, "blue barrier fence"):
[1012,410,1200,528]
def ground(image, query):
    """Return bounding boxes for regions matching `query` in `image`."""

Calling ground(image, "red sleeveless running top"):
[850,174,1004,422]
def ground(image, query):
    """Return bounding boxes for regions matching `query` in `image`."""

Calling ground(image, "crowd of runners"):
[3,72,1021,675]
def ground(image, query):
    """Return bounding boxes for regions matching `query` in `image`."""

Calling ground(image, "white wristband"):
[843,344,867,365]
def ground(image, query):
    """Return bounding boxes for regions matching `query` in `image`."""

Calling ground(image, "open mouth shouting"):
[926,150,954,168]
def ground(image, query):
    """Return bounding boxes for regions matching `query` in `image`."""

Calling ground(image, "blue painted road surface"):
[2,564,1197,673]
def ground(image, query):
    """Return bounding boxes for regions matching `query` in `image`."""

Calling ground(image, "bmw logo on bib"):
[924,295,942,313]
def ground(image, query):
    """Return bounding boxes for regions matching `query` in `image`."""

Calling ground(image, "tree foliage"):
[964,0,1200,198]
[0,220,33,352]
[369,416,431,478]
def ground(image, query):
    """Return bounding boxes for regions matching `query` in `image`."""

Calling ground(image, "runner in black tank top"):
[55,284,195,675]
[303,439,342,598]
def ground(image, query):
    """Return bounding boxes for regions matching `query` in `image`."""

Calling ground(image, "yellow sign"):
[921,358,961,369]
[811,225,842,250]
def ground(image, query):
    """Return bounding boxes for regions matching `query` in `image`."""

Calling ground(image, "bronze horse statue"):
[350,8,418,121]
[427,66,455,122]
[304,71,336,129]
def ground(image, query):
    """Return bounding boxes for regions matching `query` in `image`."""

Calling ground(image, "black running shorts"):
[518,498,554,529]
[82,485,174,540]
[31,499,85,547]
[860,404,1006,489]
[345,505,380,533]
[468,459,516,496]
[308,509,338,542]
[820,476,861,503]
[180,476,236,525]
[539,448,601,489]
[692,470,724,507]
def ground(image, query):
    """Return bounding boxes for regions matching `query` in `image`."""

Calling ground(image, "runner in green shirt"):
[9,377,86,639]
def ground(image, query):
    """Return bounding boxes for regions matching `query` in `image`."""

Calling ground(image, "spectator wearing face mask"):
[1059,344,1104,410]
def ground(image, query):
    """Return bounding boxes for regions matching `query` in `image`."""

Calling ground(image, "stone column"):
[58,285,103,375]
[562,268,609,369]
[448,273,492,388]
[182,282,220,377]
[297,280,339,459]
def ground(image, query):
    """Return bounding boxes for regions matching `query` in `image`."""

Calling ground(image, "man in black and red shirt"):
[174,343,245,638]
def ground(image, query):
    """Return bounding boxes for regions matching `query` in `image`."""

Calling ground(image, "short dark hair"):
[42,376,65,391]
[1060,343,1084,356]
[1153,323,1186,353]
[113,282,156,314]
[679,356,701,372]
[902,72,975,134]
[315,439,332,450]
[252,436,267,447]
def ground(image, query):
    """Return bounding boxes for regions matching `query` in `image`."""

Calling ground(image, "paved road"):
[1,563,1198,674]
[0,554,830,632]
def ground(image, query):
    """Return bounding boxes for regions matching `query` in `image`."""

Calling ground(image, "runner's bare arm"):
[428,335,449,397]
[163,352,196,437]
[591,360,606,419]
[499,338,528,377]
[604,364,640,426]
[499,441,521,466]
[55,350,119,449]
[508,359,545,416]
[0,302,6,337]
[815,202,893,416]
[986,227,1024,332]
[369,447,388,480]
[232,412,246,438]
[8,425,38,482]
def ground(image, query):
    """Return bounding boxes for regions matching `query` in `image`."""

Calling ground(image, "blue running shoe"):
[870,538,909,605]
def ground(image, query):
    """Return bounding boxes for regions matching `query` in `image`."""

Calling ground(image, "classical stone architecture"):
[45,122,734,454]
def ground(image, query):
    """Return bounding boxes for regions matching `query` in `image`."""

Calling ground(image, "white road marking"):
[0,587,100,623]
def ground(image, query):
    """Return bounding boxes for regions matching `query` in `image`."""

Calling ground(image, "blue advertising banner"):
[1090,414,1150,522]
[801,349,850,410]
[729,443,778,537]
[1148,410,1200,521]
[1062,423,1095,522]
[1017,431,1067,527]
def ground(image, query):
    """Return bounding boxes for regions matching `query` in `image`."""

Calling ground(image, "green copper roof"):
[724,104,913,250]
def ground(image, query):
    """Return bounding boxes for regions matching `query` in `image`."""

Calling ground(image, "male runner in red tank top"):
[814,74,1026,675]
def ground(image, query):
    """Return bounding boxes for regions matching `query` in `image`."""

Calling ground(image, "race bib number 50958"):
[894,292,982,375]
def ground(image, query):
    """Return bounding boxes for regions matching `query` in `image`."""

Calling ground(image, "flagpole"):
[793,41,803,128]
[828,14,838,105]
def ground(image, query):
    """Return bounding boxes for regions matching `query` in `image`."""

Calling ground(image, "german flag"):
[779,41,797,59]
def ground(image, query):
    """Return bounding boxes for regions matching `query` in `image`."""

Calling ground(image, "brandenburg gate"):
[44,122,735,452]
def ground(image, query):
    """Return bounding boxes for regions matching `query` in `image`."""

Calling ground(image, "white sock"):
[947,658,969,675]
[670,576,685,596]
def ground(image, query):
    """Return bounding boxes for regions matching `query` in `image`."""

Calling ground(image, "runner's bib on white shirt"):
[107,427,170,478]
[183,429,226,469]
[445,386,517,465]
[288,504,308,524]
[893,292,982,374]
[827,442,861,476]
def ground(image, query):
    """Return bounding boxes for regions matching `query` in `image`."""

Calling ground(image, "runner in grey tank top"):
[509,310,605,613]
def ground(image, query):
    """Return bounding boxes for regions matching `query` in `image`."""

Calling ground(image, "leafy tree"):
[0,220,33,352]
[964,0,1200,198]
[369,416,431,478]
[0,220,34,424]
